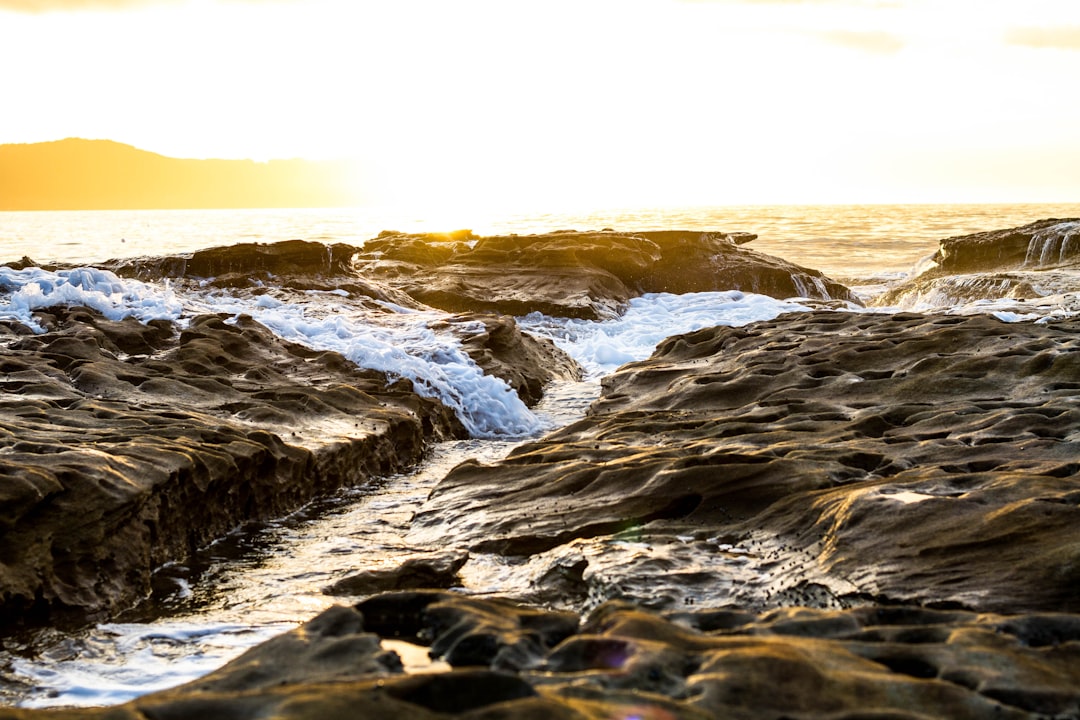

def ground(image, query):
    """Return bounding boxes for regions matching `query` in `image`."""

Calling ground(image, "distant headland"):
[0,138,362,211]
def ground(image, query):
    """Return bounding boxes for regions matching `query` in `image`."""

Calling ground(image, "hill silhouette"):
[0,138,363,210]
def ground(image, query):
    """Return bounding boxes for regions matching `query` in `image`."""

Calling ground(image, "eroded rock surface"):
[413,311,1080,615]
[356,230,859,319]
[7,594,1077,719]
[0,307,463,631]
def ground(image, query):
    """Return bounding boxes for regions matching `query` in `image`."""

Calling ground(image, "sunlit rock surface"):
[878,218,1080,310]
[355,229,859,319]
[413,311,1080,615]
[7,594,1077,719]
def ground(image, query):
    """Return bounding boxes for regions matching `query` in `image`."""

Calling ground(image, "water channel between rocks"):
[0,380,600,708]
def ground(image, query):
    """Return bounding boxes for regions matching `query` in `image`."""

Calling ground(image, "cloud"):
[818,29,905,54]
[1005,26,1080,51]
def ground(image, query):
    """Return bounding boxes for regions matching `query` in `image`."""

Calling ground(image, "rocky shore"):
[3,224,1080,718]
[5,592,1075,719]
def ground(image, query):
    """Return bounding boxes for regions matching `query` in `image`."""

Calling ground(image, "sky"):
[2,0,1079,210]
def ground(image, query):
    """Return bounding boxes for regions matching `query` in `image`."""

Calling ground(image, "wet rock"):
[185,605,401,692]
[103,239,424,308]
[0,307,463,632]
[932,218,1080,273]
[412,311,1080,614]
[325,552,470,596]
[432,313,583,406]
[9,596,1077,719]
[357,229,859,319]
[634,229,851,300]
[877,218,1080,309]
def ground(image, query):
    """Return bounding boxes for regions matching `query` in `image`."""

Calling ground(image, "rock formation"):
[413,311,1080,615]
[0,307,462,631]
[877,218,1080,310]
[0,300,572,632]
[5,593,1076,719]
[355,230,859,319]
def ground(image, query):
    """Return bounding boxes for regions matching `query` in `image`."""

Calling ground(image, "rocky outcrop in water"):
[101,232,858,319]
[877,218,1080,310]
[356,230,860,319]
[432,313,583,407]
[412,311,1080,615]
[104,239,425,308]
[8,592,1077,719]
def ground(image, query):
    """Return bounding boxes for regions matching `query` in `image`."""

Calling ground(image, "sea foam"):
[519,290,812,377]
[182,289,545,438]
[0,270,808,438]
[0,266,182,333]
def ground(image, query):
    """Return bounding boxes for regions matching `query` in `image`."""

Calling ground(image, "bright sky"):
[2,0,1079,209]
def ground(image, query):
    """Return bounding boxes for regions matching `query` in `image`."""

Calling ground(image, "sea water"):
[3,202,1080,707]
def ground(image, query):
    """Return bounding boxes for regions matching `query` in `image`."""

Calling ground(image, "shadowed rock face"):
[356,230,860,319]
[0,307,466,631]
[932,218,1080,273]
[11,594,1076,719]
[412,311,1080,614]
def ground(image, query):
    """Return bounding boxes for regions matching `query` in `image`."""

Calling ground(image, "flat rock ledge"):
[5,592,1077,719]
[412,310,1080,615]
[0,306,467,632]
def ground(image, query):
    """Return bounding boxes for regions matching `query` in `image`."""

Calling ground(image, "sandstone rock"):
[431,313,582,406]
[357,230,859,319]
[0,307,463,632]
[7,595,1076,719]
[103,239,425,308]
[98,233,859,320]
[325,552,470,597]
[412,311,1080,614]
[876,218,1080,309]
[931,218,1080,273]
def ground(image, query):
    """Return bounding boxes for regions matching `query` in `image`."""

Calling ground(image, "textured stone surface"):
[5,595,1077,719]
[0,307,463,631]
[412,311,1080,615]
[433,313,582,406]
[355,229,859,319]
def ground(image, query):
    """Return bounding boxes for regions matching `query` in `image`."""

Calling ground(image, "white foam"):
[184,289,544,438]
[0,266,182,333]
[519,291,811,377]
[0,265,543,438]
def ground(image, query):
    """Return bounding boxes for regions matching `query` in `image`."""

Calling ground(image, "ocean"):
[2,202,1080,707]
